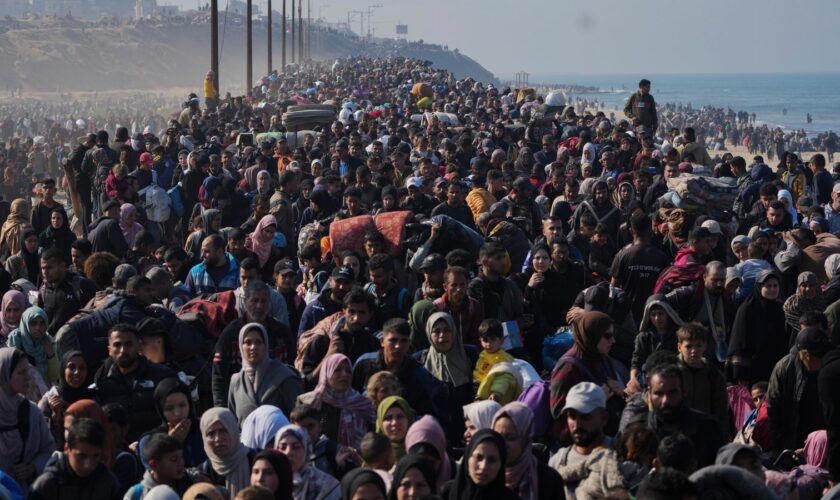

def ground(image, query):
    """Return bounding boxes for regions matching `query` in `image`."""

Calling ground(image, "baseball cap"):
[335,139,349,151]
[583,285,610,312]
[419,254,446,272]
[273,259,297,275]
[405,177,422,190]
[701,219,722,235]
[561,382,607,415]
[513,177,535,191]
[102,199,120,212]
[331,266,354,281]
[434,177,447,188]
[139,152,154,165]
[795,327,832,356]
[395,143,411,155]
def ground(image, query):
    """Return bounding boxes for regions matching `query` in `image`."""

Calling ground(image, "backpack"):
[176,290,239,338]
[518,379,551,437]
[0,399,30,462]
[363,283,409,317]
[734,398,770,450]
[167,183,185,218]
[653,263,705,295]
[144,184,171,223]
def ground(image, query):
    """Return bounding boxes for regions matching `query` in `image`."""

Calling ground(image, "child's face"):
[678,339,706,366]
[153,449,185,484]
[480,336,503,354]
[592,233,607,246]
[66,442,103,478]
[751,388,765,406]
[294,417,321,445]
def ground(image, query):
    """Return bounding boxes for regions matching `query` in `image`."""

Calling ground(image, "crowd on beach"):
[0,56,839,499]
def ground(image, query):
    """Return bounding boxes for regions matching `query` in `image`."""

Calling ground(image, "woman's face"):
[429,319,453,353]
[329,360,352,393]
[597,325,616,356]
[64,355,87,389]
[619,185,631,202]
[123,210,136,225]
[241,330,267,365]
[28,315,47,339]
[211,215,222,231]
[50,211,63,229]
[382,194,396,210]
[464,418,479,447]
[8,357,31,395]
[492,416,522,464]
[4,301,22,328]
[351,483,385,500]
[204,421,232,457]
[276,435,306,472]
[532,248,550,273]
[381,406,408,442]
[760,278,780,300]
[251,458,279,493]
[260,224,277,242]
[800,281,817,300]
[468,440,502,486]
[733,243,748,261]
[24,235,38,253]
[257,174,269,191]
[162,392,190,425]
[396,466,431,500]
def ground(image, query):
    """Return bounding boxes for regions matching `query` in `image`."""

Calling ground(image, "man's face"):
[345,195,361,214]
[153,450,185,484]
[66,442,103,478]
[634,176,649,193]
[446,185,461,206]
[40,258,66,285]
[692,237,712,256]
[759,194,775,209]
[133,284,155,306]
[71,248,86,271]
[640,84,651,95]
[331,277,352,300]
[444,273,468,304]
[245,290,270,320]
[647,373,683,420]
[767,207,785,227]
[551,243,569,267]
[369,267,391,290]
[228,238,246,256]
[240,267,260,290]
[594,187,608,205]
[200,240,223,266]
[108,330,139,369]
[343,302,371,332]
[381,331,409,364]
[543,219,564,241]
[704,268,726,295]
[664,165,679,179]
[566,409,606,448]
[165,258,184,279]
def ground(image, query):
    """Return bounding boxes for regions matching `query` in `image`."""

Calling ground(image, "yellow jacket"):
[780,170,806,202]
[466,188,496,223]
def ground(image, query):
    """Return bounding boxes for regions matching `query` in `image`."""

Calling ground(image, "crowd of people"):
[0,56,838,499]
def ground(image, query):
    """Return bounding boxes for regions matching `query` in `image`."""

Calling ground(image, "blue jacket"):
[185,253,240,295]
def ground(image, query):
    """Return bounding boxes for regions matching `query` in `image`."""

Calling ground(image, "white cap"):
[701,219,722,235]
[561,382,606,415]
[405,177,422,190]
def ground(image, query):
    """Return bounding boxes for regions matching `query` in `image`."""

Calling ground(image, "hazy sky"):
[168,0,840,79]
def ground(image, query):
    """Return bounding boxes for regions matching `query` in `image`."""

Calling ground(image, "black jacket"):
[37,272,97,336]
[352,350,442,420]
[767,351,822,452]
[94,357,176,442]
[633,405,727,468]
[30,452,120,500]
[87,216,128,258]
[819,348,840,481]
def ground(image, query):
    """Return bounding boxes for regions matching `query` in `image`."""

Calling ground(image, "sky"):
[167,0,840,80]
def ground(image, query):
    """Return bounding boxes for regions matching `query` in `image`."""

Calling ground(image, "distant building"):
[0,0,179,19]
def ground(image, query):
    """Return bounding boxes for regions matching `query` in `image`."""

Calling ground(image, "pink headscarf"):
[404,415,451,490]
[804,430,828,468]
[492,402,539,500]
[0,291,26,337]
[119,203,143,248]
[305,353,374,448]
[237,323,271,392]
[246,215,277,267]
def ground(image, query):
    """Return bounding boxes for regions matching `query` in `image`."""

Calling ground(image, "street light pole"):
[210,0,218,90]
[246,0,252,96]
[267,0,272,75]
[281,0,286,69]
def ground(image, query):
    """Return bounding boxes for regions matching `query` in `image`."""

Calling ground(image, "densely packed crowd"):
[0,57,839,499]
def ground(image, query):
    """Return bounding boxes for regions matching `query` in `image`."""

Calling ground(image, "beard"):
[572,428,601,448]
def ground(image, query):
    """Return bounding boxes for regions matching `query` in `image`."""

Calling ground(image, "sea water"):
[523,72,840,136]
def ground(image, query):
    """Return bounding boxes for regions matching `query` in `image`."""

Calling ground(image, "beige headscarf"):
[0,199,31,255]
[423,312,471,387]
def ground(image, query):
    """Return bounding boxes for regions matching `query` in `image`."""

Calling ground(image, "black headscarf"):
[38,208,75,265]
[57,350,95,404]
[389,455,437,500]
[309,186,340,218]
[252,450,293,500]
[153,377,195,426]
[341,468,387,500]
[17,227,40,285]
[449,429,513,500]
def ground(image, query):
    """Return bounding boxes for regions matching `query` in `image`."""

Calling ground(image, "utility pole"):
[246,0,253,96]
[291,0,296,63]
[306,0,310,59]
[281,0,286,69]
[365,4,381,38]
[267,0,272,75]
[297,0,303,62]
[210,0,218,91]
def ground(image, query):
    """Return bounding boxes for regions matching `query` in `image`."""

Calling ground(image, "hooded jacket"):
[137,378,207,468]
[767,350,824,453]
[88,215,128,258]
[29,452,120,500]
[631,295,684,373]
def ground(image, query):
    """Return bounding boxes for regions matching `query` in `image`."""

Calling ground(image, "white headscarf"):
[199,408,251,497]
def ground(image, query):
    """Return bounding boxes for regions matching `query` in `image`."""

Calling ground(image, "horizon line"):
[494,70,840,80]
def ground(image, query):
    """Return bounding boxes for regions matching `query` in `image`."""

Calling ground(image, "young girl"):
[7,306,57,385]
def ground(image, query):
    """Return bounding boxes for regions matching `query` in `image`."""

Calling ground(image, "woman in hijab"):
[612,181,641,219]
[4,255,27,283]
[16,228,40,286]
[7,307,56,384]
[446,429,514,500]
[119,203,144,249]
[200,176,223,210]
[803,429,828,468]
[199,407,254,497]
[0,199,31,256]
[342,468,387,500]
[777,189,799,227]
[185,208,222,261]
[422,312,474,399]
[404,415,452,490]
[462,400,502,448]
[823,254,840,305]
[570,180,620,239]
[273,424,340,500]
[229,323,302,422]
[297,353,375,449]
[37,350,94,446]
[0,347,55,486]
[389,455,436,500]
[376,396,415,462]
[549,311,625,439]
[246,215,282,281]
[64,399,114,469]
[0,291,25,346]
[491,402,562,500]
[255,170,273,198]
[37,208,75,265]
[728,269,788,386]
[137,378,207,468]
[250,449,294,500]
[299,186,340,228]
[241,405,290,450]
[783,272,825,341]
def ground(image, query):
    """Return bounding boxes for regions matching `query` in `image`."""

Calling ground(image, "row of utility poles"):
[208,0,312,97]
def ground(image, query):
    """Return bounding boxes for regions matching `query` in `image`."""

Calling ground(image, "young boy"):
[290,404,342,476]
[676,322,729,434]
[30,418,120,500]
[127,433,193,499]
[751,381,768,408]
[588,223,616,282]
[473,319,514,384]
[359,432,395,490]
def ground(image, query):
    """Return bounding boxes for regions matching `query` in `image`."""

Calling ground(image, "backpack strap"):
[559,355,601,383]
[131,483,144,500]
[0,400,32,463]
